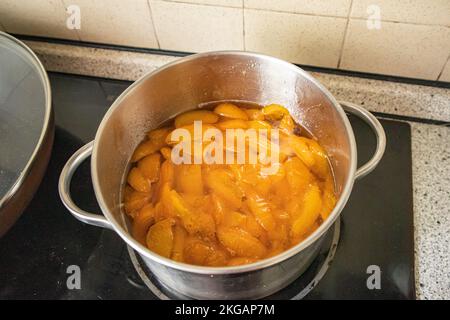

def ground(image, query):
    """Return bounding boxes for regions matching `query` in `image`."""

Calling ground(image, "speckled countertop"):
[25,40,450,300]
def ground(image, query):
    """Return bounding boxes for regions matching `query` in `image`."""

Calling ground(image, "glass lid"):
[0,32,50,204]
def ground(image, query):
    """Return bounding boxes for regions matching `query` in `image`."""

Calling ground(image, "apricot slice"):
[245,108,264,120]
[218,198,266,241]
[153,201,168,222]
[183,194,207,210]
[288,135,315,168]
[138,153,161,183]
[205,248,229,266]
[147,127,172,144]
[320,189,336,220]
[262,104,289,120]
[123,187,151,218]
[267,226,289,257]
[279,135,295,158]
[132,204,155,245]
[269,177,291,209]
[184,238,228,266]
[266,162,285,184]
[227,257,258,266]
[153,160,175,203]
[170,188,216,238]
[216,119,249,130]
[204,169,243,210]
[175,164,203,195]
[127,167,151,193]
[146,218,175,258]
[233,164,256,183]
[210,193,226,225]
[214,103,249,120]
[289,135,329,179]
[165,124,217,145]
[223,211,247,228]
[284,157,314,195]
[305,138,330,179]
[184,239,210,265]
[230,165,269,196]
[160,160,175,187]
[267,245,286,258]
[246,191,277,233]
[268,222,288,245]
[160,147,172,160]
[243,213,268,242]
[290,185,322,239]
[279,114,295,135]
[217,227,267,258]
[247,120,272,131]
[174,110,219,128]
[160,183,176,218]
[171,225,187,262]
[320,175,336,218]
[131,139,164,162]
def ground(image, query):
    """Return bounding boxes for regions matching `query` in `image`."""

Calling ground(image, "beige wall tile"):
[62,0,158,48]
[351,0,450,26]
[244,9,347,68]
[165,0,243,8]
[439,58,450,82]
[0,0,78,40]
[244,0,352,17]
[340,19,450,80]
[150,0,244,52]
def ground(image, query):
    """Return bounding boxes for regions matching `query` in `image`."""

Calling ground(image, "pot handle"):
[58,141,113,229]
[339,101,386,180]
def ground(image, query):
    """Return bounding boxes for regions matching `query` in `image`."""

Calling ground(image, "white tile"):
[439,58,450,82]
[340,19,450,80]
[150,0,244,52]
[244,0,352,17]
[62,0,158,48]
[0,0,78,40]
[244,9,347,68]
[165,0,242,8]
[351,0,450,26]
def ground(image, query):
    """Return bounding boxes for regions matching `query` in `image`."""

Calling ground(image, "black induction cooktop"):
[0,72,415,300]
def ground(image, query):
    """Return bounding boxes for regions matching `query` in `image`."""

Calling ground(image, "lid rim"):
[0,32,53,210]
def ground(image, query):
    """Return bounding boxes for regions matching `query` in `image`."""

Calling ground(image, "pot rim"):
[91,50,357,275]
[0,32,53,211]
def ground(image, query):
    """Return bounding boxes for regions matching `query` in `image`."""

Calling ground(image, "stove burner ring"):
[128,218,340,300]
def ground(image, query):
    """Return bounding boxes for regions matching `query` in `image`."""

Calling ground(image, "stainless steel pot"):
[59,51,386,299]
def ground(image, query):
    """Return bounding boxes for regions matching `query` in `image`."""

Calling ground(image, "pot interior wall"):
[93,53,352,231]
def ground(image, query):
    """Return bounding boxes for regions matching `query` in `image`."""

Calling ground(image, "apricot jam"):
[123,103,336,266]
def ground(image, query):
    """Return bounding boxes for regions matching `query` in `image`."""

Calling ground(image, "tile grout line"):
[148,0,450,27]
[146,0,161,49]
[339,16,450,28]
[158,0,242,9]
[239,7,349,20]
[436,53,450,81]
[336,0,353,69]
[241,7,450,28]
